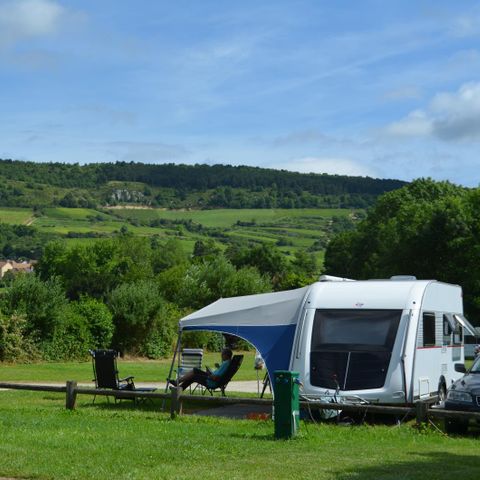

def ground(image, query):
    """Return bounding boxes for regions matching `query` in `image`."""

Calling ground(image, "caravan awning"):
[179,286,311,377]
[453,314,477,336]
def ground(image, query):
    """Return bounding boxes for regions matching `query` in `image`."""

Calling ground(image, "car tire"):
[445,418,468,435]
[437,382,447,405]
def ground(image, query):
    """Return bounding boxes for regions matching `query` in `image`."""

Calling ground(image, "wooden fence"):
[1,381,480,426]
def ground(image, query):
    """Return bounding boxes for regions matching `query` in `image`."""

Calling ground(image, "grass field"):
[0,351,258,383]
[0,390,478,479]
[0,206,359,265]
[110,207,353,228]
[0,207,33,224]
[8,206,359,262]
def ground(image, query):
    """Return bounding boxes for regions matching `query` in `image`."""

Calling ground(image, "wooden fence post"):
[415,401,428,425]
[66,381,78,410]
[170,386,183,419]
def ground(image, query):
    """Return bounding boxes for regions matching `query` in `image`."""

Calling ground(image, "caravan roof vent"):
[319,275,355,282]
[390,275,417,281]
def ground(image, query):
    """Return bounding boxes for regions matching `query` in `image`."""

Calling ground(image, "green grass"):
[0,351,258,383]
[0,390,478,479]
[0,207,33,224]
[110,207,353,228]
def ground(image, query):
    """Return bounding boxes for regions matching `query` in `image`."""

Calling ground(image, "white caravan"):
[291,277,475,404]
[178,276,476,405]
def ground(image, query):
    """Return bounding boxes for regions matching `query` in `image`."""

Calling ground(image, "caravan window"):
[422,312,436,347]
[311,309,401,351]
[309,309,402,390]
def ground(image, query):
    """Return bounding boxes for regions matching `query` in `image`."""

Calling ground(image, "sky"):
[1,0,480,186]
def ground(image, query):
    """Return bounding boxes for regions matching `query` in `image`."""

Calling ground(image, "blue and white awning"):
[179,286,311,377]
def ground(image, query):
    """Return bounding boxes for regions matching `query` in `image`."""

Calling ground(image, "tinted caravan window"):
[422,312,436,347]
[310,309,402,390]
[311,309,401,352]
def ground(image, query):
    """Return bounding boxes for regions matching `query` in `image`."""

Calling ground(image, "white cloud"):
[283,156,376,177]
[385,110,433,137]
[0,0,66,47]
[384,82,480,141]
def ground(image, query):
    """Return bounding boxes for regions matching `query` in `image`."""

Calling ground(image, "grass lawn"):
[0,390,479,479]
[0,351,258,384]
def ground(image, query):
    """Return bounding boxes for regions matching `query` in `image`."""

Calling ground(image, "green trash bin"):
[274,370,300,439]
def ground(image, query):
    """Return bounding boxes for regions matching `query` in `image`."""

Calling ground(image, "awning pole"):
[162,330,182,411]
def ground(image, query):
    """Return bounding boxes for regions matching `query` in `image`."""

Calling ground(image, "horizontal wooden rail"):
[299,401,415,416]
[2,381,480,425]
[0,382,66,393]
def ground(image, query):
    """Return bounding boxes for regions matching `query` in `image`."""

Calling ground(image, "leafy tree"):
[226,243,287,288]
[291,249,318,278]
[192,239,221,259]
[71,296,114,349]
[324,178,480,320]
[42,306,93,361]
[108,280,166,354]
[2,274,67,340]
[37,237,154,299]
[173,257,271,310]
[151,238,188,273]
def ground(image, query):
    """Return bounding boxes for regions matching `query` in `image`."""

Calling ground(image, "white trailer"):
[291,277,475,404]
[178,276,476,405]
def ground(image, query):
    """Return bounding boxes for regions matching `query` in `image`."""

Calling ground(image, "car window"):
[470,358,480,373]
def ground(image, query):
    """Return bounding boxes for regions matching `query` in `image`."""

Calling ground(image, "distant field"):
[110,207,352,228]
[0,207,33,224]
[2,206,360,262]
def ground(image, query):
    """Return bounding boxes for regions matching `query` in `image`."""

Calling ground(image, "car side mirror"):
[454,363,466,373]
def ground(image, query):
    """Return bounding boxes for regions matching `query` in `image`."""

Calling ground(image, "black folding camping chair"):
[89,349,156,403]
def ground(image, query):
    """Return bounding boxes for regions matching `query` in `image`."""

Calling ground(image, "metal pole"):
[162,330,182,411]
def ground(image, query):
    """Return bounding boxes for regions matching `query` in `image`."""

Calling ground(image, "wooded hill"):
[0,159,405,209]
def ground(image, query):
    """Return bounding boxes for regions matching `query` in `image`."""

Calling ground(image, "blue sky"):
[1,0,480,185]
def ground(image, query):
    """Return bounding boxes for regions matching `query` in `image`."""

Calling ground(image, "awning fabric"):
[179,286,311,379]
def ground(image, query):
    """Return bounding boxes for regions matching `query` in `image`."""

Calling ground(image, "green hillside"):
[0,159,405,209]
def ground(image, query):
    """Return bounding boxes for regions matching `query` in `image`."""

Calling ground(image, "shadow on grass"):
[335,452,480,479]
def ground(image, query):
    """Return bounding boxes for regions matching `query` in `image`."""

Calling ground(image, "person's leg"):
[180,370,209,390]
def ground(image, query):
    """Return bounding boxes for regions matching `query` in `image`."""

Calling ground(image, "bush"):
[0,313,39,362]
[42,307,93,361]
[181,331,225,351]
[2,274,67,340]
[72,296,114,349]
[108,280,165,354]
[141,302,181,359]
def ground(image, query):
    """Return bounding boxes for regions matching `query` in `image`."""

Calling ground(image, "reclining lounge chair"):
[200,354,244,397]
[89,349,156,403]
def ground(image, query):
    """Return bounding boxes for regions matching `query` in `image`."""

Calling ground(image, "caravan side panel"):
[411,283,464,400]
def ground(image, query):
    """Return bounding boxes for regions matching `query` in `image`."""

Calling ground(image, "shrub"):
[0,313,39,362]
[72,296,114,349]
[108,280,165,354]
[42,307,93,361]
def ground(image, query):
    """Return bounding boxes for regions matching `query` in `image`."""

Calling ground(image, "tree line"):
[0,159,405,209]
[0,234,319,362]
[324,178,480,321]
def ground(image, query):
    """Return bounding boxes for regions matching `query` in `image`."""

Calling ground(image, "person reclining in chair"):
[171,348,233,391]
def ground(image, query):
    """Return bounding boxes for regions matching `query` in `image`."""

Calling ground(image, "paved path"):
[0,380,268,395]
